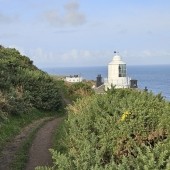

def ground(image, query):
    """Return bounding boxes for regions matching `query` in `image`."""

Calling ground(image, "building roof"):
[94,84,105,94]
[109,54,126,65]
[66,75,81,78]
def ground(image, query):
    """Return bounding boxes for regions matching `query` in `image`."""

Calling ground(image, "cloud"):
[27,48,113,68]
[54,29,79,34]
[0,33,19,40]
[0,12,12,23]
[11,46,170,68]
[61,49,111,64]
[0,12,19,24]
[122,50,170,65]
[43,1,86,27]
[8,45,26,55]
[64,1,79,11]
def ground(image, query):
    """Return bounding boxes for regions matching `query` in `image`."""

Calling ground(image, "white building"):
[104,53,131,90]
[65,75,83,83]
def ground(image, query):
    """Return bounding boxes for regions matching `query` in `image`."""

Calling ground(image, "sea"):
[42,65,170,101]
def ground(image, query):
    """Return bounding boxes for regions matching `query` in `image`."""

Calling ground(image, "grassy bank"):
[0,108,63,152]
[52,117,67,152]
[10,117,54,170]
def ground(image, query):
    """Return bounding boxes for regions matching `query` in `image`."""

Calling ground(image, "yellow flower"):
[120,111,130,121]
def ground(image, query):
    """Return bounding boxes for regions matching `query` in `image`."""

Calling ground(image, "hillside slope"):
[0,46,63,122]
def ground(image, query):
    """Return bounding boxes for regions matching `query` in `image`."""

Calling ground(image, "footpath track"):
[0,117,63,170]
[25,117,63,170]
[0,117,52,170]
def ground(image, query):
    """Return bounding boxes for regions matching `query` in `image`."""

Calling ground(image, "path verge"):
[0,117,52,170]
[25,117,63,170]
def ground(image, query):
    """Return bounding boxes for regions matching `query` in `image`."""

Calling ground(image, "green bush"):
[7,87,32,115]
[67,82,94,101]
[17,68,62,111]
[0,92,8,121]
[49,89,170,169]
[0,46,63,121]
[0,87,33,123]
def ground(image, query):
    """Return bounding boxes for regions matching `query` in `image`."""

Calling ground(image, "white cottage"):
[104,53,131,90]
[65,75,83,83]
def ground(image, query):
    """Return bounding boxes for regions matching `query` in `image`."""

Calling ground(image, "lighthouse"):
[104,52,131,90]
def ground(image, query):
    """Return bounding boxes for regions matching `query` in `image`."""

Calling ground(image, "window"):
[119,64,126,77]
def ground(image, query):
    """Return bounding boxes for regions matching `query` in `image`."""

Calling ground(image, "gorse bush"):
[48,89,170,169]
[0,46,63,121]
[0,92,8,121]
[0,86,31,121]
[4,87,31,115]
[67,82,94,101]
[17,68,62,110]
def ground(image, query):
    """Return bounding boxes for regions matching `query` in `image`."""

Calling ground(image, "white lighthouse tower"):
[104,52,131,90]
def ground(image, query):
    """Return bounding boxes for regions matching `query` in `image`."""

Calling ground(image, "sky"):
[1,0,170,68]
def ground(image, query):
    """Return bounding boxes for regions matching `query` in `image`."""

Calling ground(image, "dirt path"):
[25,117,63,170]
[0,117,52,170]
[0,95,70,170]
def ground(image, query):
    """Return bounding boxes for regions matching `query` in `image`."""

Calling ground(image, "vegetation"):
[44,88,170,170]
[66,82,95,101]
[2,45,170,169]
[0,109,53,152]
[10,117,53,170]
[0,45,66,164]
[0,45,94,169]
[0,46,63,123]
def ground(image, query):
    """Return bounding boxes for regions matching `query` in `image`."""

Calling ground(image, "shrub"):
[49,89,170,169]
[0,92,8,122]
[0,87,31,123]
[0,47,63,120]
[67,82,94,101]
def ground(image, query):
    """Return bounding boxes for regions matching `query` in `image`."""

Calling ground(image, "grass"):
[0,108,66,170]
[52,116,67,154]
[10,111,66,170]
[0,108,61,152]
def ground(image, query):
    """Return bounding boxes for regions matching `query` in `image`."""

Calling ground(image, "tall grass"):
[0,109,56,152]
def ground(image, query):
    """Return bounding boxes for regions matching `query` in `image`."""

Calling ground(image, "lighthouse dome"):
[113,55,121,61]
[109,54,125,65]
